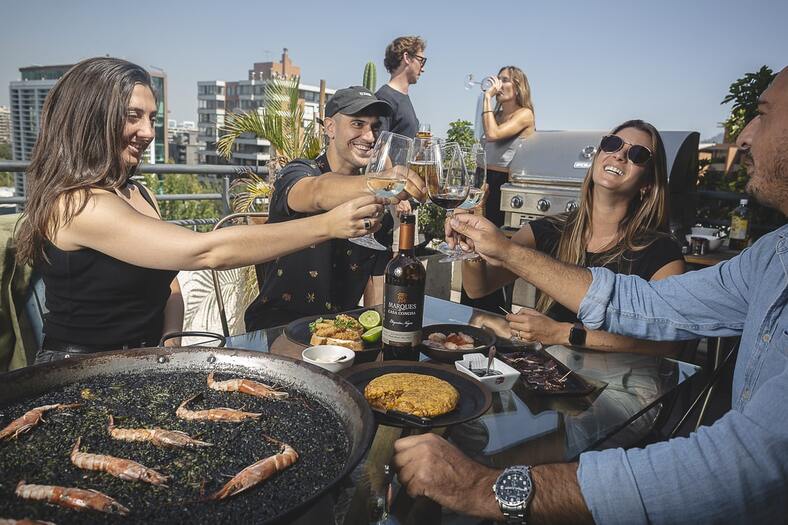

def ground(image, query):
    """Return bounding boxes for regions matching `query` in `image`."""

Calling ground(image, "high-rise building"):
[0,106,11,144]
[168,125,201,165]
[197,49,334,166]
[9,63,168,203]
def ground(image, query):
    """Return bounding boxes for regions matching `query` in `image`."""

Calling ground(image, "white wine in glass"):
[349,131,413,251]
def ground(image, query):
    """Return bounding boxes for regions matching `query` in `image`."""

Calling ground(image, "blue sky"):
[1,0,785,140]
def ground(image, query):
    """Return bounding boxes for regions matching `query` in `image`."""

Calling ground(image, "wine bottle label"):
[382,284,424,345]
[730,216,749,240]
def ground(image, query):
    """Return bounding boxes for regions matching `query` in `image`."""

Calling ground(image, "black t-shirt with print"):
[529,216,684,324]
[244,154,392,331]
[376,84,419,139]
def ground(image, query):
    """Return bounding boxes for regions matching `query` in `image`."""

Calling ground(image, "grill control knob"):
[537,198,551,212]
[565,201,578,213]
[510,195,524,209]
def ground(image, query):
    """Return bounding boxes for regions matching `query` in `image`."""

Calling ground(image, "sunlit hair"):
[15,57,154,264]
[494,65,534,115]
[383,36,426,73]
[536,119,670,314]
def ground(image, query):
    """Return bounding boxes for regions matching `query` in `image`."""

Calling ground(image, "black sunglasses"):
[599,135,653,166]
[410,53,427,67]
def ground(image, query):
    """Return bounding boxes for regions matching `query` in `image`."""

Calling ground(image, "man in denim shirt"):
[392,68,787,523]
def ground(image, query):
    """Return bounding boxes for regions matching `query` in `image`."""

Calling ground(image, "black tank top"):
[37,183,178,347]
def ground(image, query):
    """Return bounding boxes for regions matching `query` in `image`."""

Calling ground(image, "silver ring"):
[363,218,372,230]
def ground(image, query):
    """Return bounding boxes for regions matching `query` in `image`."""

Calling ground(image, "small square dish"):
[455,353,520,392]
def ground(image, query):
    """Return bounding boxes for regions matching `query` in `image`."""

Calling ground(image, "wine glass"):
[436,143,486,262]
[349,131,413,251]
[425,142,470,263]
[465,74,495,92]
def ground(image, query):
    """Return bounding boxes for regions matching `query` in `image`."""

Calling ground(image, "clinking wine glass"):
[349,131,413,251]
[426,142,470,263]
[436,143,486,261]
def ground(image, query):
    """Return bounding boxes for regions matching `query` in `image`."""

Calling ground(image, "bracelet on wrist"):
[482,110,493,114]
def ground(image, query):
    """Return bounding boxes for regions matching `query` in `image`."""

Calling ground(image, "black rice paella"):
[0,369,350,523]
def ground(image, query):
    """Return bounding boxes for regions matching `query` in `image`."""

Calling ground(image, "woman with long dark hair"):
[461,120,685,355]
[15,57,385,363]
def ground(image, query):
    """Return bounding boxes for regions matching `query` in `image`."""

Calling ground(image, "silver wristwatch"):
[493,465,534,524]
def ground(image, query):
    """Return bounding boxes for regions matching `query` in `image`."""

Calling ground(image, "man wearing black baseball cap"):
[244,86,427,331]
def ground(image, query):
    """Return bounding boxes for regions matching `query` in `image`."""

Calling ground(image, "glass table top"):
[226,295,701,461]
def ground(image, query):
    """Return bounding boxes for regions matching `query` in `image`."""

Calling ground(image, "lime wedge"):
[362,325,383,343]
[358,310,382,330]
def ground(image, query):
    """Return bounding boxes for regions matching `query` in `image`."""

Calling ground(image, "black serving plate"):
[285,307,382,363]
[499,350,595,396]
[340,361,493,429]
[418,324,497,363]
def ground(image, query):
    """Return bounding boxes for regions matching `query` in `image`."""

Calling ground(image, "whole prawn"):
[70,437,169,486]
[207,372,289,399]
[15,480,129,516]
[0,403,81,441]
[176,393,262,423]
[107,415,212,448]
[210,437,298,500]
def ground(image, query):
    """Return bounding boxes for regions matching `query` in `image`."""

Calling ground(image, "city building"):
[0,105,10,144]
[197,49,334,167]
[168,126,201,165]
[9,63,168,204]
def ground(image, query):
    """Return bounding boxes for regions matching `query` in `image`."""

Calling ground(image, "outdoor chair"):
[210,212,269,337]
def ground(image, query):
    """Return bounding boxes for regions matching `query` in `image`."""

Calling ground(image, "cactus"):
[362,61,377,92]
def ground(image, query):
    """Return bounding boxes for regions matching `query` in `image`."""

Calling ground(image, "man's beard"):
[745,147,788,214]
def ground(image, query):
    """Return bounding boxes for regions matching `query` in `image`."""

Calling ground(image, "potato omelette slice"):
[364,373,459,418]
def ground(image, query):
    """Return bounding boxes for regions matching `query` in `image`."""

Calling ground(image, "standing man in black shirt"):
[244,87,427,330]
[376,35,426,139]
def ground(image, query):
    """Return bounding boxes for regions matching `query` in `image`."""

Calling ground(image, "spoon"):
[331,354,350,363]
[486,346,497,376]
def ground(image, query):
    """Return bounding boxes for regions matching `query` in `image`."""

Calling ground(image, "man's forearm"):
[531,463,594,525]
[312,174,369,212]
[467,463,593,524]
[502,243,592,314]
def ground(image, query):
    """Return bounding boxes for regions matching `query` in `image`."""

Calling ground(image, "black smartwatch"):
[568,323,587,346]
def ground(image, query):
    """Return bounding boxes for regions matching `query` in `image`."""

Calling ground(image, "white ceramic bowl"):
[686,234,725,252]
[455,353,520,392]
[302,345,355,373]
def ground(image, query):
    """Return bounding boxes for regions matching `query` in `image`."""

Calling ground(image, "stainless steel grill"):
[492,130,700,230]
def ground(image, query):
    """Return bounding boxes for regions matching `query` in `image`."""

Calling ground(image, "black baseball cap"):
[324,86,392,118]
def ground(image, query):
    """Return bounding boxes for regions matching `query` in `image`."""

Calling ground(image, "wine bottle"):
[729,198,750,250]
[382,214,426,360]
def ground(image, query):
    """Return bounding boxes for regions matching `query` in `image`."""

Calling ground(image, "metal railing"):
[0,161,269,218]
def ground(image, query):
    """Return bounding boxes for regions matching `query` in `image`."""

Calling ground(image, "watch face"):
[495,470,532,505]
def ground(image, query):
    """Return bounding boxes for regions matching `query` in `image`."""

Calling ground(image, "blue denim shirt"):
[575,225,788,524]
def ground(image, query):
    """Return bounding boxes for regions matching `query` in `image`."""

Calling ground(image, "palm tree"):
[218,76,322,175]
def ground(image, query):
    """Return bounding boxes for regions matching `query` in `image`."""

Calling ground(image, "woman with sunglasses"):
[461,120,685,357]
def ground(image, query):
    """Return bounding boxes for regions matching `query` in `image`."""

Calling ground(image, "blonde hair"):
[535,120,670,314]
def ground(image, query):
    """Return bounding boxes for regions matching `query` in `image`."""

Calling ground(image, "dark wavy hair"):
[15,57,154,264]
